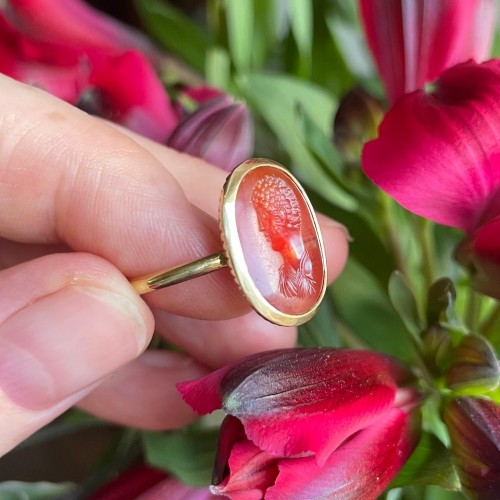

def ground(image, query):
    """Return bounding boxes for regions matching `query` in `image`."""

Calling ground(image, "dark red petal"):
[463,215,500,299]
[211,437,279,500]
[266,408,418,500]
[473,215,500,265]
[212,415,247,486]
[89,465,167,500]
[362,59,500,232]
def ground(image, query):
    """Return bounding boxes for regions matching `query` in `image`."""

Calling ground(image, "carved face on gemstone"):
[251,175,315,299]
[221,159,326,325]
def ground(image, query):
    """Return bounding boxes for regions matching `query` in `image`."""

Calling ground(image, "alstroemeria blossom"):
[359,0,495,102]
[0,0,177,141]
[3,0,161,62]
[363,59,500,297]
[178,348,420,499]
[444,397,500,498]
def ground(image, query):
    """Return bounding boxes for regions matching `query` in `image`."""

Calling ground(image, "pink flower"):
[80,50,177,142]
[89,465,216,500]
[178,348,420,499]
[362,59,500,298]
[0,0,177,141]
[167,95,254,171]
[359,0,495,102]
[444,397,500,498]
[2,0,161,62]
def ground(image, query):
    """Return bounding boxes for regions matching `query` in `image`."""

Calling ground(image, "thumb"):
[0,252,153,455]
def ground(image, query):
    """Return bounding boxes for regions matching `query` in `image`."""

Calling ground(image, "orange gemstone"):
[222,160,326,323]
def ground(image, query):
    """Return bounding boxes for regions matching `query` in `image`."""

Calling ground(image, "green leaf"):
[308,190,395,288]
[391,432,459,490]
[224,0,254,72]
[251,0,282,69]
[298,294,341,347]
[134,0,210,73]
[288,0,313,76]
[142,427,219,487]
[237,73,359,211]
[0,482,74,499]
[389,271,424,340]
[422,486,466,499]
[330,259,412,360]
[206,46,231,89]
[325,10,375,80]
[295,105,360,208]
[295,104,347,180]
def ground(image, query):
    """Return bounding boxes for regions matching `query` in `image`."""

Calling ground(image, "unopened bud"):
[167,95,254,171]
[422,325,453,377]
[444,396,500,498]
[445,335,499,394]
[332,87,383,165]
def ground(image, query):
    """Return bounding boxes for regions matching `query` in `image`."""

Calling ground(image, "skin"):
[0,74,349,455]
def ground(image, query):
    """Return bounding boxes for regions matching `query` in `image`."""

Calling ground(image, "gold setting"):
[130,158,327,326]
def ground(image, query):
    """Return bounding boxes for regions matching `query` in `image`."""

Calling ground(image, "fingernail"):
[0,285,150,410]
[323,218,353,242]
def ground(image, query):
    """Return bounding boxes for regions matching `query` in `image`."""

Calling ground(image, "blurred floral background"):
[1,0,500,498]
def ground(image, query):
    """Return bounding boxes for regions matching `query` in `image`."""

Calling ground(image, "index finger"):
[0,75,250,319]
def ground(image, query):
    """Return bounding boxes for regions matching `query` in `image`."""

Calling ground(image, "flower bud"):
[167,95,254,171]
[444,396,500,498]
[179,347,420,499]
[332,87,383,165]
[422,325,453,377]
[445,335,499,394]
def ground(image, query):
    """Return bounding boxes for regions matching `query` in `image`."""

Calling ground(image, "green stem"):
[481,302,500,339]
[419,218,436,290]
[465,288,482,333]
[380,193,410,278]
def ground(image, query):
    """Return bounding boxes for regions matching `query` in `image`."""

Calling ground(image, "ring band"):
[130,250,228,294]
[130,158,327,326]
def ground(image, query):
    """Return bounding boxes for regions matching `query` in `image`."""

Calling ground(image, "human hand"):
[0,74,349,456]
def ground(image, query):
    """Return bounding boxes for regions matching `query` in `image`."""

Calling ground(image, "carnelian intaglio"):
[221,160,326,324]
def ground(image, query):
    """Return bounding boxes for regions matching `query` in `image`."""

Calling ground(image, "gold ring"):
[130,158,327,326]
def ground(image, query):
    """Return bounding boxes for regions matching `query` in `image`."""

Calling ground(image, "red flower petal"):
[359,0,495,103]
[4,0,161,62]
[362,59,500,231]
[266,408,417,500]
[177,364,232,415]
[88,51,177,141]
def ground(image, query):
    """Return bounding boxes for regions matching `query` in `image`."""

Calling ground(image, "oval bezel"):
[220,158,327,326]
